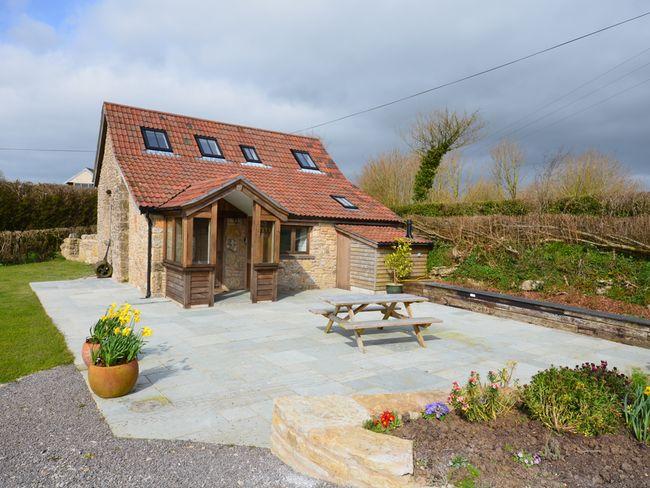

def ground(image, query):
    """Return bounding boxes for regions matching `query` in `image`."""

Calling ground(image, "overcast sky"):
[0,0,648,188]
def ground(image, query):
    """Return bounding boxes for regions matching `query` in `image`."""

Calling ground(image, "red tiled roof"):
[335,224,431,246]
[98,102,400,223]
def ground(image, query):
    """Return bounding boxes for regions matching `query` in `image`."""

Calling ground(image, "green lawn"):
[0,257,93,382]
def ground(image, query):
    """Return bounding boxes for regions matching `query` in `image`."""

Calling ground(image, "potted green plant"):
[88,304,152,398]
[384,237,413,293]
[82,303,141,366]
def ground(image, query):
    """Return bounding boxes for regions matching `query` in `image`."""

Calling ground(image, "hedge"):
[0,181,97,231]
[393,195,650,218]
[0,226,96,265]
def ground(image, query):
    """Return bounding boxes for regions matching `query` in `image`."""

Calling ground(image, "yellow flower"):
[122,327,132,336]
[133,310,141,323]
[142,327,153,337]
[113,326,121,335]
[644,386,650,396]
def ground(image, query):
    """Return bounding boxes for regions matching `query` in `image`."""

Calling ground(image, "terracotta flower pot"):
[81,341,100,367]
[88,360,139,398]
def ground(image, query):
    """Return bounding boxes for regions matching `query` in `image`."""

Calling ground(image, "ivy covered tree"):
[409,109,483,202]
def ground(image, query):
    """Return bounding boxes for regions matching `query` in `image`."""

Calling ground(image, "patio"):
[32,277,649,448]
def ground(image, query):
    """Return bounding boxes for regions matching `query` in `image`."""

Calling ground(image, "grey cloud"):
[0,0,648,187]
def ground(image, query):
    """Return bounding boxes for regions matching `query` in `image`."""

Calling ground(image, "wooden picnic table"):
[309,293,441,353]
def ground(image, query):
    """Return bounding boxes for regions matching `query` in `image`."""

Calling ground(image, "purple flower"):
[533,454,541,465]
[424,402,450,419]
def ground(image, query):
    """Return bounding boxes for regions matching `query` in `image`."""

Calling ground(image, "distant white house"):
[65,168,94,188]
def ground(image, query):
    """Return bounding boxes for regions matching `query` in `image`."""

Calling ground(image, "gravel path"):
[0,365,336,488]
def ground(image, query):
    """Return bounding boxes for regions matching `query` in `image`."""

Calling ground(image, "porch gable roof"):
[159,174,289,220]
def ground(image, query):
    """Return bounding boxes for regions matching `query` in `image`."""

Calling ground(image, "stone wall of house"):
[223,217,248,290]
[96,133,130,282]
[61,234,99,264]
[127,198,166,296]
[278,223,337,294]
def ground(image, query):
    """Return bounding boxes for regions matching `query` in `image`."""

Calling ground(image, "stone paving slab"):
[32,277,649,448]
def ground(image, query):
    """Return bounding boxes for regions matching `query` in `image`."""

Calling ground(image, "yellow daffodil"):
[142,327,153,337]
[133,310,141,323]
[122,327,132,336]
[644,385,650,396]
[113,326,121,335]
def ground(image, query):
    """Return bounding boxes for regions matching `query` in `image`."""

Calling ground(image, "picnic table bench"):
[309,293,442,353]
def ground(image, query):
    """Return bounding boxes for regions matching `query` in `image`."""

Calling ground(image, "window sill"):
[281,254,314,261]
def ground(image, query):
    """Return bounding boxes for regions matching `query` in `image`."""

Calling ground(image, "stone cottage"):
[86,102,430,306]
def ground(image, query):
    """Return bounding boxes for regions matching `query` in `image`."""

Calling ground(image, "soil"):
[433,278,650,319]
[393,410,649,488]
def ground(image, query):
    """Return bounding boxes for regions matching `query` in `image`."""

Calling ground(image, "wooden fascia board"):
[92,111,107,187]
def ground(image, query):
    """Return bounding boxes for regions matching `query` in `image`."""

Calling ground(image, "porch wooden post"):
[250,202,261,303]
[208,203,218,306]
[182,217,193,307]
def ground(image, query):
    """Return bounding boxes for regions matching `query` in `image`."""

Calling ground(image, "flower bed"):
[395,409,646,487]
[365,362,649,487]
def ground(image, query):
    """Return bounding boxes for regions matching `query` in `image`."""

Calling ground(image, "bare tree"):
[463,177,501,203]
[429,151,464,202]
[557,150,640,199]
[408,109,484,201]
[490,139,525,200]
[357,149,419,208]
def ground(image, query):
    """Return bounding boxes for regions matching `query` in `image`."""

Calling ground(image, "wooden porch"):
[159,178,288,307]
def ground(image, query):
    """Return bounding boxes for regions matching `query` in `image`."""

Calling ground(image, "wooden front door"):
[336,232,350,289]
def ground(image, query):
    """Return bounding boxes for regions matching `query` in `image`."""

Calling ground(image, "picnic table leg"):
[354,329,366,353]
[324,305,340,334]
[413,324,426,348]
[404,302,414,318]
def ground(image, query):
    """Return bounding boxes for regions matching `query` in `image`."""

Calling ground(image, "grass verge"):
[427,242,649,307]
[0,257,92,382]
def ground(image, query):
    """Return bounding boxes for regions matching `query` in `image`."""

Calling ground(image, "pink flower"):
[491,383,499,390]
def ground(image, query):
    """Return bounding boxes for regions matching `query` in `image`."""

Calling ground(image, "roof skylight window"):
[292,150,318,170]
[141,128,172,152]
[196,136,223,158]
[240,145,261,163]
[331,195,358,209]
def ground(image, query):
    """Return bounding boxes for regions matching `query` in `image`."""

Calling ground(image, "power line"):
[519,75,650,139]
[0,147,95,153]
[480,56,650,145]
[291,11,650,133]
[482,46,650,143]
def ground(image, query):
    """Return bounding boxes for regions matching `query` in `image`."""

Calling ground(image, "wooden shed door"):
[336,233,350,289]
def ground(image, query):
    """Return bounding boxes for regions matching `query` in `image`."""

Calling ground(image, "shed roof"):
[335,224,431,247]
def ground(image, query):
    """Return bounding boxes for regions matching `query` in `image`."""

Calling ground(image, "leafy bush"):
[522,365,622,436]
[384,237,413,283]
[448,363,519,422]
[623,369,650,444]
[576,361,630,400]
[393,199,529,218]
[0,226,96,264]
[0,181,96,231]
[393,194,649,218]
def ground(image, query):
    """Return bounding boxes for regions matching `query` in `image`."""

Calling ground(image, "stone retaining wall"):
[404,281,649,348]
[271,391,447,488]
[60,234,99,264]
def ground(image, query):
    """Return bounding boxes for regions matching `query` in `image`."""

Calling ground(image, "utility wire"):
[472,56,650,150]
[0,147,95,153]
[519,75,650,140]
[482,46,650,143]
[291,11,650,133]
